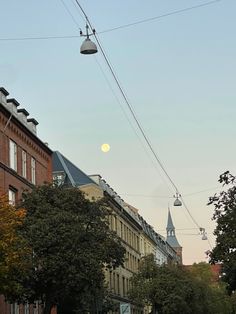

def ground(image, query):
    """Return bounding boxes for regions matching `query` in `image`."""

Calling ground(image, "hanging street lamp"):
[80,24,98,55]
[173,193,182,206]
[199,227,208,240]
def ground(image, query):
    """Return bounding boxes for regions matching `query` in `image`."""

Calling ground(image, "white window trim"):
[31,157,36,184]
[9,139,17,171]
[10,303,19,314]
[8,189,16,206]
[24,303,29,314]
[22,150,27,178]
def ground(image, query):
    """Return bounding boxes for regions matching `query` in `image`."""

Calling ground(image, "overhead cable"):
[73,0,208,232]
[100,0,223,34]
[74,0,180,195]
[0,0,223,42]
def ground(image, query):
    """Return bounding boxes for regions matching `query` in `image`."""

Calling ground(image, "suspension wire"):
[64,0,164,188]
[74,0,179,195]
[0,35,80,41]
[0,0,224,42]
[75,1,208,234]
[69,0,87,23]
[119,185,221,198]
[181,198,200,229]
[59,0,82,28]
[99,0,223,34]
[93,56,173,194]
[207,237,213,249]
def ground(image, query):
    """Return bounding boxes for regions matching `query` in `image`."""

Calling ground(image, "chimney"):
[89,174,102,185]
[17,108,29,125]
[0,87,9,105]
[6,98,20,116]
[27,118,38,135]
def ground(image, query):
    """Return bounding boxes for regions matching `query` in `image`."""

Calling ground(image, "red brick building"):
[0,87,52,200]
[0,87,54,314]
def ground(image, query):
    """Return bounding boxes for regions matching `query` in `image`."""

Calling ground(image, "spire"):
[167,208,175,231]
[166,208,181,248]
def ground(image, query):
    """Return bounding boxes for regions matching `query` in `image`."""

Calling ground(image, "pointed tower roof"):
[166,209,181,248]
[167,209,175,230]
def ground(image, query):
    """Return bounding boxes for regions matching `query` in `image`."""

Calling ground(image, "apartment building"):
[0,87,52,201]
[53,151,143,313]
[0,87,53,314]
[52,151,181,314]
[89,175,143,314]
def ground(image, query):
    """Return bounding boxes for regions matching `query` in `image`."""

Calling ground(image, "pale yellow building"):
[53,151,181,314]
[89,175,143,314]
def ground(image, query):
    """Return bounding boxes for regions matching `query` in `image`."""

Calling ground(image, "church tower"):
[166,209,182,264]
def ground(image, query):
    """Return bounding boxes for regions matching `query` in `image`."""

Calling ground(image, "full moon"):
[101,143,110,153]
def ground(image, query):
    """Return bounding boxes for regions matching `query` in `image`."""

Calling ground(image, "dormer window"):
[53,171,66,186]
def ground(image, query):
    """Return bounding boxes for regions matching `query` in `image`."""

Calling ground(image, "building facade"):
[0,87,52,201]
[0,87,53,314]
[52,151,181,314]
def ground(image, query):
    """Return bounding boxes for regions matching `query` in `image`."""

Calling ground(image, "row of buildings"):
[0,87,182,314]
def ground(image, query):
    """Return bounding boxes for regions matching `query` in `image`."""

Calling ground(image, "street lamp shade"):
[80,38,98,55]
[174,197,182,206]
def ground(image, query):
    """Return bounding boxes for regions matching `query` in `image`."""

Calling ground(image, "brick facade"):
[0,87,53,314]
[0,88,52,200]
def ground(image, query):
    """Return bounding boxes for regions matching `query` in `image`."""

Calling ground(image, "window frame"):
[22,150,27,178]
[10,303,19,314]
[9,139,17,171]
[31,157,36,184]
[8,188,16,206]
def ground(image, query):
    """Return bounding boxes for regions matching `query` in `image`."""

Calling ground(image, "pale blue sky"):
[1,0,235,264]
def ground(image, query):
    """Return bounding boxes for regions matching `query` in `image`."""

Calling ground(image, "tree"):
[7,184,125,314]
[129,255,206,314]
[188,262,232,314]
[0,194,28,298]
[129,256,232,314]
[208,171,236,293]
[188,262,214,284]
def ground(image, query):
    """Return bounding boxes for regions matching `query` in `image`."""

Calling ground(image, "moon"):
[101,143,110,153]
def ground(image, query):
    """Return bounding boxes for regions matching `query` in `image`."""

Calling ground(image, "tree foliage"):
[6,185,125,314]
[129,255,232,314]
[129,255,196,314]
[0,194,28,297]
[208,171,236,293]
[188,262,232,314]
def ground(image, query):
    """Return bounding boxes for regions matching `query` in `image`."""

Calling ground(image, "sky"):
[1,0,235,264]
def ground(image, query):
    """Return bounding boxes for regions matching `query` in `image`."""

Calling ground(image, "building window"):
[9,189,16,205]
[117,274,120,295]
[24,303,29,314]
[113,273,116,294]
[33,301,39,314]
[22,150,27,178]
[10,303,19,314]
[120,221,123,239]
[53,171,65,186]
[109,271,112,290]
[31,157,36,184]
[9,140,17,171]
[113,216,117,232]
[122,277,126,296]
